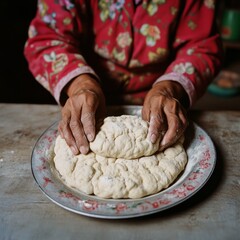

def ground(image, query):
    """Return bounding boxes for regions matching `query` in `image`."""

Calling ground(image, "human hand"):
[142,80,189,151]
[58,74,106,155]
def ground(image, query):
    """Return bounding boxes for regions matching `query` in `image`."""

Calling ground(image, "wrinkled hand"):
[142,80,189,151]
[58,74,106,155]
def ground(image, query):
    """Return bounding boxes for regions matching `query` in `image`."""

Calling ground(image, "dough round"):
[53,135,187,199]
[90,115,160,159]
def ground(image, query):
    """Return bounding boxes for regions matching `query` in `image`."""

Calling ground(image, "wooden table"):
[0,104,239,240]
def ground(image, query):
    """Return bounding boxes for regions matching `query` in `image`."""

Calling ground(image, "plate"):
[31,106,216,219]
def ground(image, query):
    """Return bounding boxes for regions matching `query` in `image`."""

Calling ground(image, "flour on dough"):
[54,135,187,199]
[90,115,161,159]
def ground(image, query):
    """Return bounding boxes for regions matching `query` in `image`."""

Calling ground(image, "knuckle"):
[65,97,74,108]
[81,112,94,122]
[62,132,74,148]
[58,120,68,132]
[150,117,162,131]
[78,90,98,105]
[58,121,63,129]
[168,113,179,122]
[150,111,164,122]
[58,124,63,133]
[69,119,80,129]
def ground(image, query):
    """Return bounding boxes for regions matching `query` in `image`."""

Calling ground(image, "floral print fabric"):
[24,0,223,105]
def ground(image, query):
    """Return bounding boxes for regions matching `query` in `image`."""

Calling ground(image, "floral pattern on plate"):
[31,106,216,219]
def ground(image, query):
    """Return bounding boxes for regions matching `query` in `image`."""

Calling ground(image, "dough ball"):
[90,115,161,159]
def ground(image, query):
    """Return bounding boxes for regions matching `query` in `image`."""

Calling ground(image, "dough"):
[53,135,187,199]
[90,115,161,159]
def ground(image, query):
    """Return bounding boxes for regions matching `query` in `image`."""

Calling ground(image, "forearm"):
[156,0,224,106]
[24,0,99,104]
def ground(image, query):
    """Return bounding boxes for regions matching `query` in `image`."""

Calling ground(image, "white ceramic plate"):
[31,106,216,219]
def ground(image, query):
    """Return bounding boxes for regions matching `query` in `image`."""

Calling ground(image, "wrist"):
[65,74,102,97]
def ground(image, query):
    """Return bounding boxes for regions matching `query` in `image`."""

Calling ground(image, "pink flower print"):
[203,149,211,161]
[199,149,211,169]
[83,200,98,211]
[59,191,74,199]
[51,53,68,73]
[59,191,81,202]
[43,177,53,188]
[42,13,57,29]
[28,25,37,38]
[185,184,195,191]
[148,199,171,209]
[37,164,46,172]
[170,187,187,198]
[40,157,47,164]
[158,199,171,205]
[99,0,125,22]
[140,24,160,46]
[199,135,205,141]
[188,171,201,181]
[199,159,210,169]
[117,32,132,48]
[58,0,74,10]
[139,204,149,212]
[115,203,128,214]
[173,62,195,75]
[151,201,159,208]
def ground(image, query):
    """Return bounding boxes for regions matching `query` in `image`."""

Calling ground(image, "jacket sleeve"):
[154,0,224,106]
[24,0,98,104]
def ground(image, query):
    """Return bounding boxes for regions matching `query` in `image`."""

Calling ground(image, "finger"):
[81,111,96,142]
[81,96,98,142]
[58,118,79,155]
[64,95,91,155]
[148,109,166,144]
[179,110,188,129]
[143,94,167,143]
[58,123,64,139]
[161,113,180,146]
[69,114,89,155]
[160,100,182,149]
[142,103,151,122]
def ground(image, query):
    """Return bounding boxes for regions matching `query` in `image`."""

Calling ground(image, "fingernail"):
[150,133,157,144]
[87,133,94,142]
[70,146,78,155]
[80,146,89,155]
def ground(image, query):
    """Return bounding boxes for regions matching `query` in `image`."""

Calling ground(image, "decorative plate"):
[31,106,216,219]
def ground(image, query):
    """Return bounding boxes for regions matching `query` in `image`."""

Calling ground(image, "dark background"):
[0,0,55,104]
[0,0,239,104]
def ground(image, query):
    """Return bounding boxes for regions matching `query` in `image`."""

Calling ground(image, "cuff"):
[153,72,197,107]
[53,66,100,105]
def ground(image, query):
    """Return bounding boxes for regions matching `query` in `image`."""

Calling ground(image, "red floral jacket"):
[24,0,223,105]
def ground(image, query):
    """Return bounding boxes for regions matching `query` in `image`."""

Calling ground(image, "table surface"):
[0,104,239,240]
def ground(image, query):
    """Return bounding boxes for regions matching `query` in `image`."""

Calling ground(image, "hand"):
[142,80,189,151]
[58,74,106,155]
